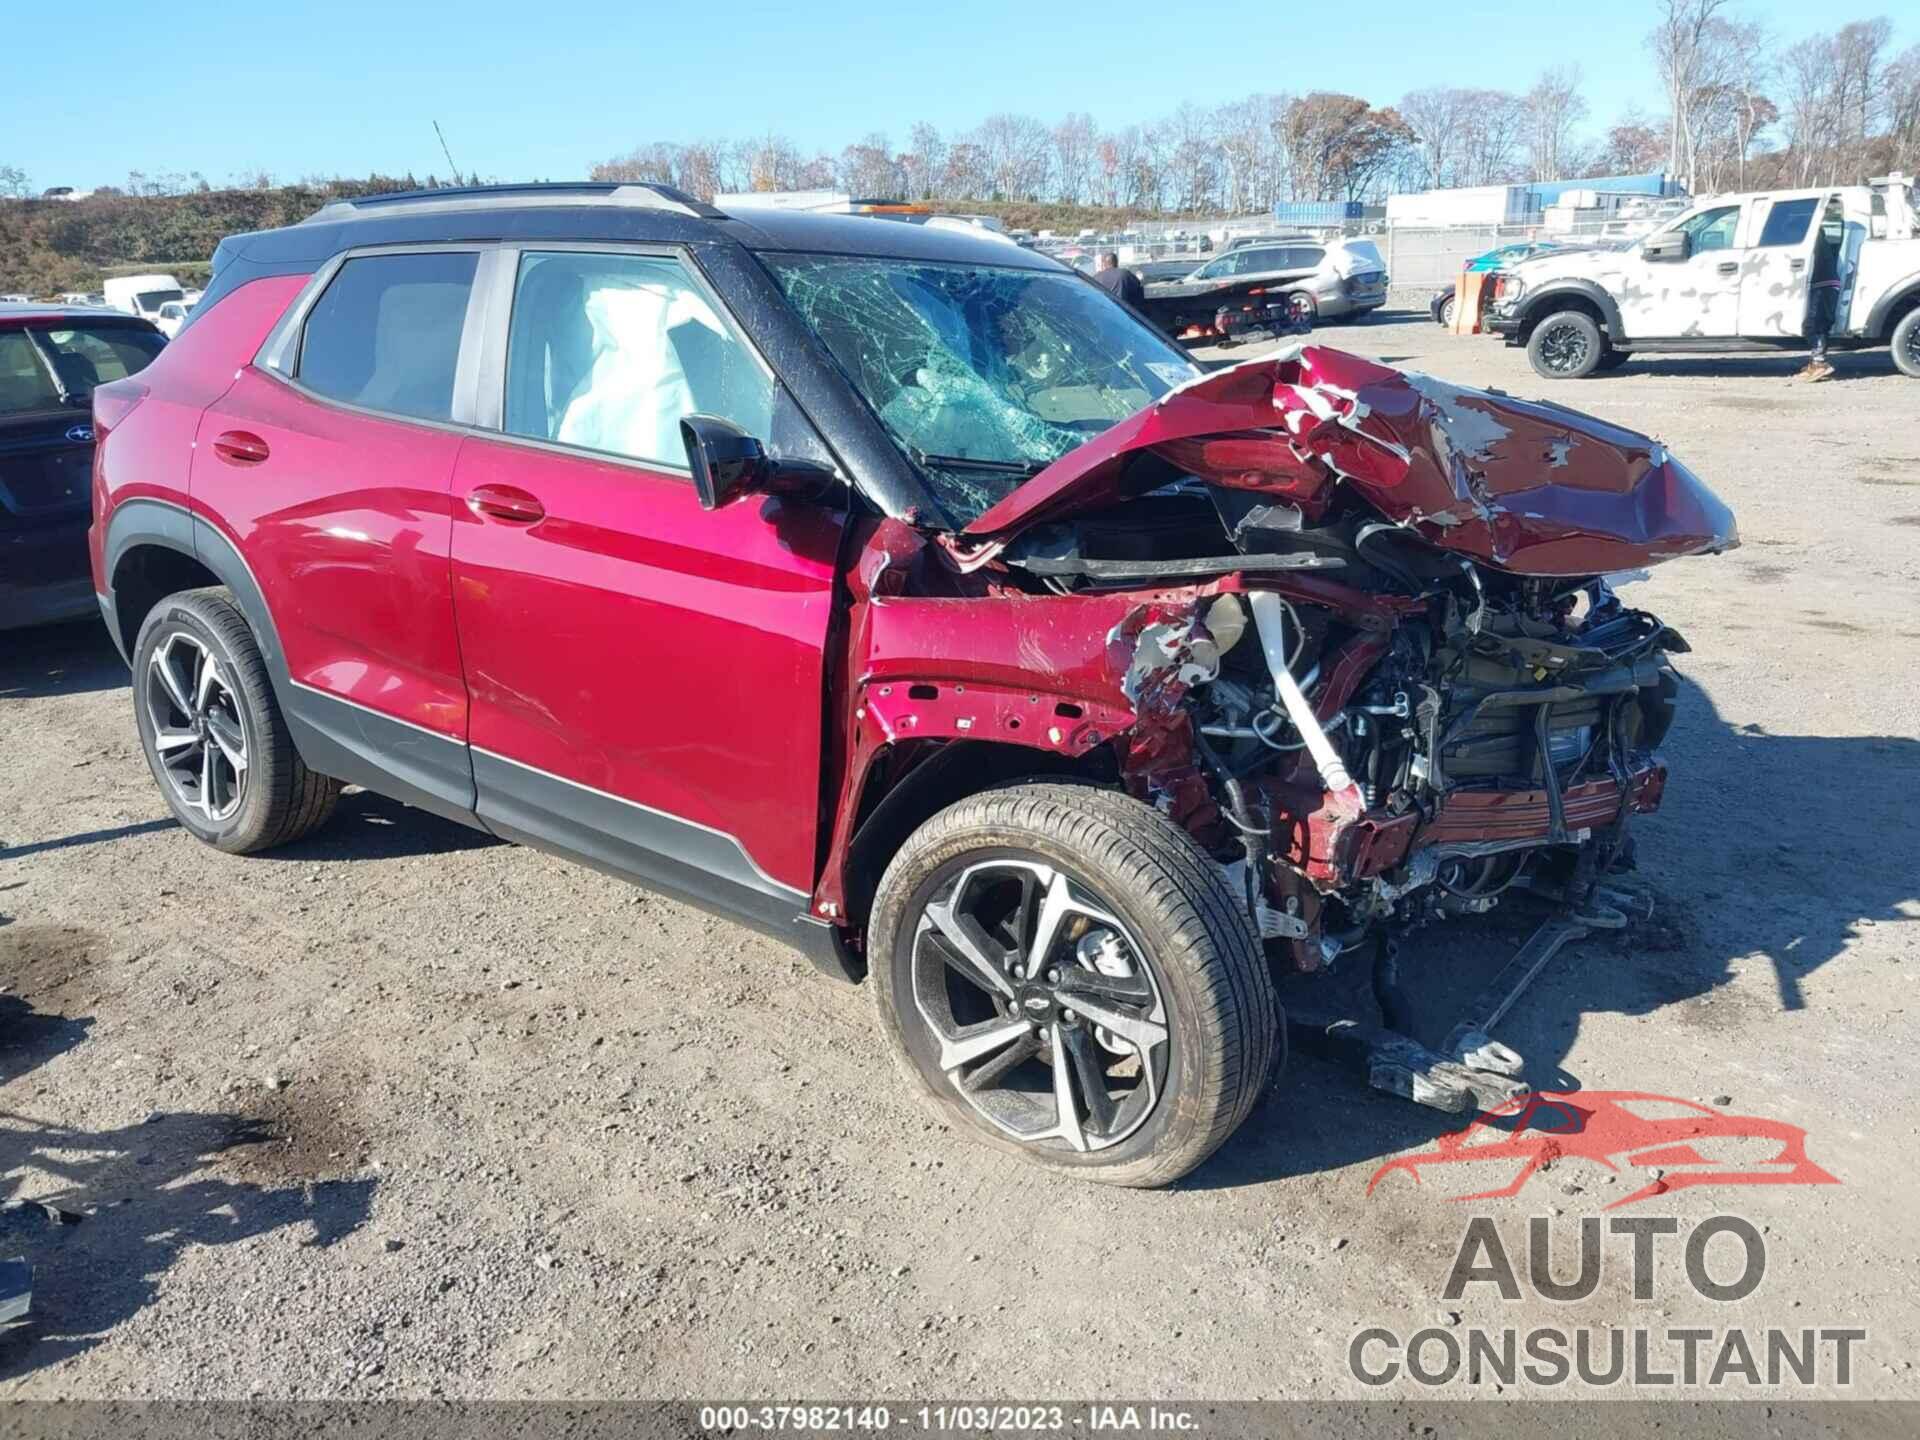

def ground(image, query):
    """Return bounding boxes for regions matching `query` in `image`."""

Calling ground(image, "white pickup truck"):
[1488,173,1920,379]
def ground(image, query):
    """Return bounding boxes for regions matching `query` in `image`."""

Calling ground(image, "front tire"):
[132,587,340,853]
[867,782,1280,1187]
[1892,308,1920,379]
[1438,294,1457,328]
[1527,310,1605,379]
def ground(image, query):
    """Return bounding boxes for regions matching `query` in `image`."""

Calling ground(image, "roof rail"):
[301,181,726,225]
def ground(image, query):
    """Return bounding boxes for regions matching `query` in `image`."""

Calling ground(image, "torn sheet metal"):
[962,346,1739,577]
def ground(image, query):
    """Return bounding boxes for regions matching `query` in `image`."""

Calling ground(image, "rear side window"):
[297,252,477,423]
[1289,247,1327,270]
[503,250,773,469]
[39,324,165,392]
[0,324,163,416]
[0,331,62,416]
[1757,198,1819,248]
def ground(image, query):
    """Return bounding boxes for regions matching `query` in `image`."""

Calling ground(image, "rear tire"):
[1527,310,1605,379]
[1892,308,1920,379]
[867,782,1280,1188]
[132,587,340,854]
[1438,294,1457,328]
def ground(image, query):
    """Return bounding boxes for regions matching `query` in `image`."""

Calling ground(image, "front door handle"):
[212,430,270,465]
[1716,261,1739,275]
[466,484,545,525]
[1789,257,1807,271]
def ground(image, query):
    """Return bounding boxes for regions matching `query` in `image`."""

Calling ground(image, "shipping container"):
[1270,200,1364,227]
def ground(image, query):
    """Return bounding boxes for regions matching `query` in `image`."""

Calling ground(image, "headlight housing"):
[1493,273,1525,309]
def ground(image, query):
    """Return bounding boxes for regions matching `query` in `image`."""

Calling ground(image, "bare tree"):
[1648,0,1731,186]
[1524,66,1589,180]
[900,122,945,200]
[1212,94,1288,210]
[1458,90,1530,185]
[837,133,901,198]
[1889,44,1920,168]
[1051,113,1098,205]
[942,140,990,201]
[1832,18,1895,164]
[1399,88,1473,188]
[974,113,1051,200]
[0,164,30,199]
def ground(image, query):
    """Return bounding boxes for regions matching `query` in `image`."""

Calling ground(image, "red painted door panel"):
[191,367,468,737]
[448,435,844,893]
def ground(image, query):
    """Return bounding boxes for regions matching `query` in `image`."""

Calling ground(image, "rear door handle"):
[212,430,270,465]
[466,483,545,525]
[1789,257,1807,271]
[1716,262,1739,275]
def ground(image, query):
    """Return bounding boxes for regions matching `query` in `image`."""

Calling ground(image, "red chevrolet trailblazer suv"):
[91,183,1732,1186]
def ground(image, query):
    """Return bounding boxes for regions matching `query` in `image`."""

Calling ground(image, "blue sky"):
[3,0,1892,192]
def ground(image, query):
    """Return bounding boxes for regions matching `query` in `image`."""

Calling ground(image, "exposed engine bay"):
[1101,561,1680,970]
[827,345,1736,988]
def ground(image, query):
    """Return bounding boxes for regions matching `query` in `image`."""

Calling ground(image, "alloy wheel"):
[145,631,249,822]
[1441,297,1456,327]
[1905,321,1920,369]
[1539,321,1590,373]
[907,859,1169,1154]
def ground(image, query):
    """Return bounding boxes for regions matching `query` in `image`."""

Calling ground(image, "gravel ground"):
[1,310,1916,1402]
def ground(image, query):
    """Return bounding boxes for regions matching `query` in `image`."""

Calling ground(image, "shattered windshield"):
[764,254,1199,522]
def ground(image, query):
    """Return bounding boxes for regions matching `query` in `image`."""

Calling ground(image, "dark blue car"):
[1,304,165,630]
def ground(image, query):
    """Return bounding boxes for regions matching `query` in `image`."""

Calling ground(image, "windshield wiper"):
[907,447,1047,478]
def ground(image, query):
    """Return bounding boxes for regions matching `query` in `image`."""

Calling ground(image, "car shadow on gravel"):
[0,1097,375,1380]
[0,926,375,1379]
[258,787,505,864]
[1179,673,1920,1191]
[1590,354,1896,382]
[0,620,127,701]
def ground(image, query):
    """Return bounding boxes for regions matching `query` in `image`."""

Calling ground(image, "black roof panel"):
[215,186,1061,273]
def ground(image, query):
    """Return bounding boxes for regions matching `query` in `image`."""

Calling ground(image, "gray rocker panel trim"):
[471,748,856,980]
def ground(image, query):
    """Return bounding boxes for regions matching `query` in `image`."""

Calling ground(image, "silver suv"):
[1177,237,1388,321]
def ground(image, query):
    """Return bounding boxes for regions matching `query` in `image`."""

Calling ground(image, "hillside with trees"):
[3,7,1913,298]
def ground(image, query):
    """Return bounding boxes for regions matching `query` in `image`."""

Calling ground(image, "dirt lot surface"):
[2,311,1916,1403]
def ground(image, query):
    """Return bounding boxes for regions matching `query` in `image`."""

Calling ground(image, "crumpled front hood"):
[962,344,1738,576]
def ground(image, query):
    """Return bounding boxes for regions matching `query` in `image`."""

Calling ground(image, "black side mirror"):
[681,414,773,510]
[680,413,838,512]
[1644,231,1691,263]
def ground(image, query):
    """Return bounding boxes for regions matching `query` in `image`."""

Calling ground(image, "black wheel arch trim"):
[1866,274,1920,339]
[103,496,479,823]
[1518,281,1623,339]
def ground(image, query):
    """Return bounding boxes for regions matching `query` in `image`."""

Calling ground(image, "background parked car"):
[1141,237,1388,340]
[1429,240,1571,327]
[1,303,166,629]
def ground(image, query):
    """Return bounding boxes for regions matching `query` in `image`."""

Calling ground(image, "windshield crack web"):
[770,256,1193,521]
